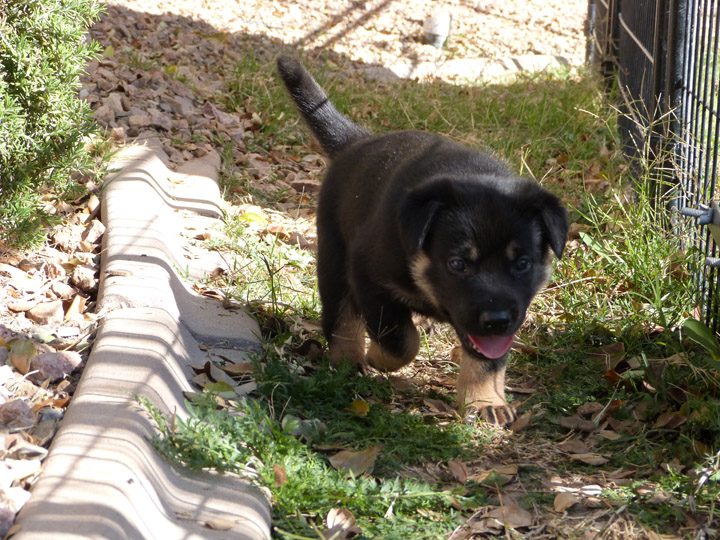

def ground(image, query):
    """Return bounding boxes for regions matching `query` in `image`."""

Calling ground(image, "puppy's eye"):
[515,256,532,273]
[448,257,467,273]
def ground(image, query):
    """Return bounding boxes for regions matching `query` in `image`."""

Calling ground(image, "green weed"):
[144,365,488,539]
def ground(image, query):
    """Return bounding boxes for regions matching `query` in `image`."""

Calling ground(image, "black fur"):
[277,56,568,368]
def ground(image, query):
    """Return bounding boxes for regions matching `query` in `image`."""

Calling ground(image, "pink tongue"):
[469,334,514,359]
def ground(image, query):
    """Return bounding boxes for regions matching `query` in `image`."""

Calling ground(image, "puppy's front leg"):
[456,348,517,426]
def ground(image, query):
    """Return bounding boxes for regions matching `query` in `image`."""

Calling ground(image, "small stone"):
[0,506,14,538]
[422,12,452,48]
[10,441,48,460]
[52,224,83,252]
[5,459,41,482]
[120,93,133,110]
[110,126,126,142]
[29,350,83,383]
[26,300,64,325]
[149,108,172,131]
[93,104,115,126]
[96,78,114,92]
[95,67,118,84]
[128,114,150,128]
[7,301,35,313]
[289,178,322,193]
[78,240,95,253]
[0,400,34,429]
[33,415,60,448]
[165,95,194,115]
[39,407,64,422]
[16,259,36,273]
[102,92,125,114]
[0,463,12,491]
[81,219,105,244]
[4,486,31,512]
[246,154,273,179]
[173,118,189,131]
[71,265,97,292]
[164,145,184,163]
[86,194,100,214]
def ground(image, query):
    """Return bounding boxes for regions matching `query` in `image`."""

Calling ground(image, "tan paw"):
[463,404,517,427]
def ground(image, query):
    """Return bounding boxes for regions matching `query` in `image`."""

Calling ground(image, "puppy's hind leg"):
[327,300,366,368]
[317,227,367,367]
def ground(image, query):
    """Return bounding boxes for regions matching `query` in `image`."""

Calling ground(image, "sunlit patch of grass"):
[143,355,491,539]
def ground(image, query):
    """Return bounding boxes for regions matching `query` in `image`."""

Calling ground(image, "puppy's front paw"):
[463,404,517,427]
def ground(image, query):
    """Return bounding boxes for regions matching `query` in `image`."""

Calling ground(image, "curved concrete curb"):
[14,134,271,539]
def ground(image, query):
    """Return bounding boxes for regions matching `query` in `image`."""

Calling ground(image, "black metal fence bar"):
[590,0,720,329]
[684,2,720,328]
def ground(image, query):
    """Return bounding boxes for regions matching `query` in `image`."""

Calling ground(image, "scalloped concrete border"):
[14,134,271,540]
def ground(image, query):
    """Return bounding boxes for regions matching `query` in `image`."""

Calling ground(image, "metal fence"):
[589,0,720,330]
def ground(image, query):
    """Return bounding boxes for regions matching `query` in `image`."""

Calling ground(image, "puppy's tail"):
[277,56,369,157]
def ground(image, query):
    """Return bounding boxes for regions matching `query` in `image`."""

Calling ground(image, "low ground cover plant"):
[0,0,102,247]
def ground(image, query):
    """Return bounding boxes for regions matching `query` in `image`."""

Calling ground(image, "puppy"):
[277,57,568,426]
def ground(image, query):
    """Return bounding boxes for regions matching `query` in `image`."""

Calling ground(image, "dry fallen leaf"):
[472,469,513,489]
[484,505,533,530]
[274,464,287,486]
[219,362,254,376]
[204,518,234,531]
[448,460,468,483]
[605,467,636,480]
[510,411,532,432]
[328,445,381,476]
[554,492,580,512]
[588,342,626,369]
[557,439,590,454]
[569,452,609,465]
[576,401,604,417]
[654,411,687,430]
[8,339,37,375]
[349,399,370,417]
[596,429,621,441]
[423,397,455,415]
[559,414,598,433]
[323,507,362,539]
[63,294,86,321]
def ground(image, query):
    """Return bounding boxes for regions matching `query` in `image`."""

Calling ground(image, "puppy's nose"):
[480,310,512,333]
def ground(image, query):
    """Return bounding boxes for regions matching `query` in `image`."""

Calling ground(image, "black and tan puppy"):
[277,57,568,426]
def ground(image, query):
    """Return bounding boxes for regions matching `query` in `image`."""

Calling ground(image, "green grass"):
[223,52,613,184]
[144,359,490,539]
[145,50,720,537]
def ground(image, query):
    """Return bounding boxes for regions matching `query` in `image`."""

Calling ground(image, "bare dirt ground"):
[112,0,588,67]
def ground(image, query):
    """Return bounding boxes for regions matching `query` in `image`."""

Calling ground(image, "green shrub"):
[0,0,103,247]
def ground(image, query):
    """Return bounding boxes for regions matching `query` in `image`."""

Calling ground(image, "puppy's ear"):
[398,180,451,253]
[399,198,442,253]
[536,192,569,259]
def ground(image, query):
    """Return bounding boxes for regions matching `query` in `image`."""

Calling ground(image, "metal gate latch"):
[681,203,720,267]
